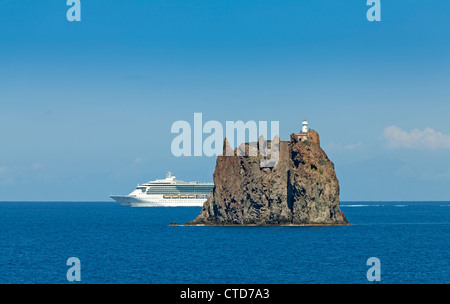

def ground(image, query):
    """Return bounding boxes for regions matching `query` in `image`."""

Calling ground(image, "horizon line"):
[1,200,450,203]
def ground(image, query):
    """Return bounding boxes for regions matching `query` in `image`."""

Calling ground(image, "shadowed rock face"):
[184,129,349,226]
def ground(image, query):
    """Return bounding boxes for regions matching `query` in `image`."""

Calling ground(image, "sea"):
[0,201,448,284]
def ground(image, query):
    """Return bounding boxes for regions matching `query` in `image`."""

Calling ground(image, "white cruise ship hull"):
[110,172,213,207]
[110,195,206,207]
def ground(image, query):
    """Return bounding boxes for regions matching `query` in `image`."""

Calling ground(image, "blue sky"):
[1,1,450,201]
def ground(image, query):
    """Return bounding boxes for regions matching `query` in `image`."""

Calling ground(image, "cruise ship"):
[110,172,214,207]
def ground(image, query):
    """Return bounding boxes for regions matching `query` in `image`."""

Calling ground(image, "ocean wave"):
[340,204,379,207]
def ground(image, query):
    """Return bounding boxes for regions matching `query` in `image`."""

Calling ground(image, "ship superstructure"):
[110,172,214,207]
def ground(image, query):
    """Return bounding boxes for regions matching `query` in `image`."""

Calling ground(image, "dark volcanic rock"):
[185,129,349,226]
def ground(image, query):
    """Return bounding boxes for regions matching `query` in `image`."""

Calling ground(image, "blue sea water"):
[0,201,448,284]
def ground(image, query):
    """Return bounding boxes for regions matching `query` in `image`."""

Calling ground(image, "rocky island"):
[184,122,349,226]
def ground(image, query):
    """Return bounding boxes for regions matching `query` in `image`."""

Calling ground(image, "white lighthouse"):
[301,120,308,133]
[295,120,309,142]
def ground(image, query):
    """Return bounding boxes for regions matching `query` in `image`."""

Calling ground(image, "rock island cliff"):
[184,129,349,226]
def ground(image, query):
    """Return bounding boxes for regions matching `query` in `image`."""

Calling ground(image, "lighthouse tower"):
[295,120,309,142]
[301,120,308,133]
